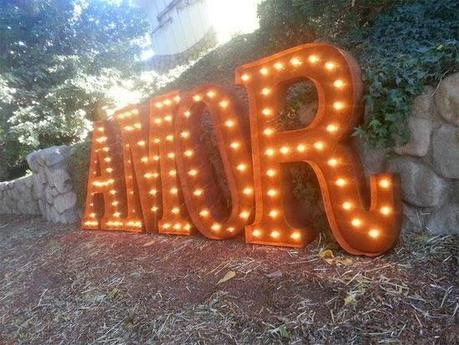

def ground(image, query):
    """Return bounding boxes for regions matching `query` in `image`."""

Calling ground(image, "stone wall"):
[357,73,459,235]
[26,146,79,224]
[0,175,40,215]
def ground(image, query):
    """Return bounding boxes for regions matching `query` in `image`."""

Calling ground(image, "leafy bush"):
[68,140,91,211]
[348,0,458,146]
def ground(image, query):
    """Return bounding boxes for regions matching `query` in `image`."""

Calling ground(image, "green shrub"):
[68,140,91,211]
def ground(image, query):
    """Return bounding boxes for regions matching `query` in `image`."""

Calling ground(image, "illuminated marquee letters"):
[82,43,401,256]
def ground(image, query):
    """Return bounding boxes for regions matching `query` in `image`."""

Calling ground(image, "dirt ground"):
[0,215,457,344]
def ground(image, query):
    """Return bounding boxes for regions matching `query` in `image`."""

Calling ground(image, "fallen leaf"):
[344,293,356,305]
[319,249,334,259]
[218,271,236,284]
[143,240,155,247]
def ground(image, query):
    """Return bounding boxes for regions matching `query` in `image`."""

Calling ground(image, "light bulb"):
[274,62,284,70]
[333,79,345,88]
[333,101,344,110]
[280,146,289,154]
[267,189,278,197]
[325,62,336,70]
[297,144,306,152]
[262,108,272,116]
[379,179,391,188]
[243,187,253,195]
[252,229,262,237]
[241,74,250,81]
[326,124,338,132]
[230,142,240,149]
[225,120,235,128]
[290,57,301,66]
[260,67,269,75]
[308,55,319,63]
[351,218,362,227]
[368,228,380,239]
[207,90,216,98]
[270,230,280,239]
[336,178,346,187]
[265,148,275,156]
[314,142,324,150]
[342,201,352,210]
[380,206,392,215]
[266,169,276,177]
[261,88,271,96]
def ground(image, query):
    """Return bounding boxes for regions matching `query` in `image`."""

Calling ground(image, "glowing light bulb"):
[219,100,229,108]
[154,118,162,125]
[379,179,391,188]
[200,209,209,217]
[227,227,235,233]
[270,230,280,239]
[260,67,269,75]
[241,74,250,81]
[351,218,362,227]
[274,62,284,70]
[325,62,336,70]
[168,152,175,159]
[184,111,191,118]
[230,142,240,149]
[193,189,203,197]
[290,57,301,66]
[369,229,380,239]
[207,90,216,98]
[262,108,273,116]
[333,101,345,110]
[211,223,221,232]
[169,170,176,176]
[308,55,319,63]
[170,187,178,194]
[172,207,179,214]
[144,173,154,179]
[225,120,235,128]
[166,135,174,141]
[141,156,148,162]
[261,88,271,96]
[314,141,324,150]
[336,178,346,187]
[153,155,159,161]
[151,206,158,212]
[243,187,253,195]
[267,189,278,197]
[163,223,171,229]
[297,144,306,152]
[326,124,338,133]
[263,128,274,136]
[184,150,193,157]
[188,169,198,176]
[155,102,163,108]
[181,131,190,138]
[380,206,392,215]
[237,163,247,172]
[280,146,289,154]
[239,210,250,219]
[265,148,275,156]
[252,229,262,237]
[149,189,157,195]
[193,95,202,102]
[269,209,279,218]
[291,232,301,241]
[174,95,180,102]
[164,115,172,122]
[333,79,345,88]
[328,158,338,167]
[266,169,276,177]
[106,168,113,173]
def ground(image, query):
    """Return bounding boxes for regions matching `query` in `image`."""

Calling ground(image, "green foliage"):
[68,140,91,211]
[0,0,158,180]
[348,0,458,146]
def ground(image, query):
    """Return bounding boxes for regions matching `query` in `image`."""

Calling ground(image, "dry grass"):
[0,215,457,344]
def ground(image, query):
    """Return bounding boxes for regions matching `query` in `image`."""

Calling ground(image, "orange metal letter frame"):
[82,43,401,256]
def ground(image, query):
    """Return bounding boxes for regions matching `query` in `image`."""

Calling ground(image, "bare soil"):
[0,215,457,344]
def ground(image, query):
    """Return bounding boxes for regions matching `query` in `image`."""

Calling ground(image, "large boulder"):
[353,137,388,177]
[432,125,459,179]
[395,86,435,157]
[434,73,459,126]
[425,203,459,235]
[386,157,449,207]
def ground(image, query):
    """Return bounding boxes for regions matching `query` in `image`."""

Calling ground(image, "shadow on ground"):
[0,215,457,344]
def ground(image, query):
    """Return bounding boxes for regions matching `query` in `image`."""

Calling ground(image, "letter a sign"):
[82,43,401,257]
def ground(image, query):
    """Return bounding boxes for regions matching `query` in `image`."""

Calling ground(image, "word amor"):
[82,43,401,257]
